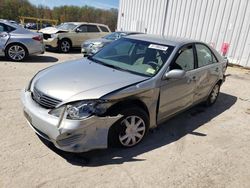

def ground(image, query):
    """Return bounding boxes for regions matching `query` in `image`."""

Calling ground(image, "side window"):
[77,25,87,32]
[6,25,15,32]
[0,23,13,32]
[170,45,194,71]
[0,24,4,32]
[87,25,100,32]
[99,26,109,32]
[196,44,216,67]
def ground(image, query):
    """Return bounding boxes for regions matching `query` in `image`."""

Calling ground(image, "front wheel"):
[206,83,220,106]
[6,44,27,61]
[108,108,149,148]
[59,39,71,53]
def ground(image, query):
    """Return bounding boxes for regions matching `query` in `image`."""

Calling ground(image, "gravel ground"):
[0,51,250,188]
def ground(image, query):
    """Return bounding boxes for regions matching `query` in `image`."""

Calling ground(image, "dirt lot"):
[0,51,250,188]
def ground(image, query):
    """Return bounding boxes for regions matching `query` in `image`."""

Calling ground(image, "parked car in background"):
[39,22,111,53]
[24,23,52,30]
[0,20,44,61]
[81,31,142,56]
[21,34,227,152]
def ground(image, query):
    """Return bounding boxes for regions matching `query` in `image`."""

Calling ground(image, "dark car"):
[81,31,142,56]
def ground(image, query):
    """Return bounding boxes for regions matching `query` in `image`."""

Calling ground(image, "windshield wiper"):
[87,56,150,77]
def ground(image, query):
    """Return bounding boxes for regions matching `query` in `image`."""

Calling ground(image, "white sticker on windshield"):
[148,44,168,51]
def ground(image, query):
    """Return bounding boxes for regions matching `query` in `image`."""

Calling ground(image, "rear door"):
[0,23,10,55]
[193,43,220,102]
[74,24,102,47]
[158,44,197,121]
[86,24,103,40]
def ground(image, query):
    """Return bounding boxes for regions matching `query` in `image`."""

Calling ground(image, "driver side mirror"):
[164,69,186,80]
[75,28,81,33]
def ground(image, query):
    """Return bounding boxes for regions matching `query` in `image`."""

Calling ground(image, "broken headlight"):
[49,100,108,120]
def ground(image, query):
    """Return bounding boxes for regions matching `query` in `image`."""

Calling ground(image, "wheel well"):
[217,79,223,86]
[60,38,72,47]
[5,42,29,55]
[105,99,150,117]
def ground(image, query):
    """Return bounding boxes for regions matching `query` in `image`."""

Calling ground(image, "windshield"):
[104,32,126,41]
[90,38,174,77]
[56,23,77,30]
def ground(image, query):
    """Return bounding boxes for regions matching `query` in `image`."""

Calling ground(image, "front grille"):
[43,34,51,40]
[32,87,62,109]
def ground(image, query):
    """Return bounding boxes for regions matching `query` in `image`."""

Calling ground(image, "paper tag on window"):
[148,44,168,51]
[146,68,156,74]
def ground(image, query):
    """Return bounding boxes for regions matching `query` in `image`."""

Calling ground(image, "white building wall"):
[117,0,250,67]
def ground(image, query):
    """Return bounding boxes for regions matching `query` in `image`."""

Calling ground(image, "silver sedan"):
[21,34,227,152]
[0,20,45,61]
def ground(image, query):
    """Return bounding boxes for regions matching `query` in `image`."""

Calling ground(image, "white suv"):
[39,22,111,53]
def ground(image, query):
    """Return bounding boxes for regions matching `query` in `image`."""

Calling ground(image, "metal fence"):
[117,0,250,67]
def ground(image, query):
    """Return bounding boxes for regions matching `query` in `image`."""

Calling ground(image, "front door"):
[158,44,197,122]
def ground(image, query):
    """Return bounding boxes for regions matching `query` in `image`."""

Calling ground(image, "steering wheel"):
[144,61,160,70]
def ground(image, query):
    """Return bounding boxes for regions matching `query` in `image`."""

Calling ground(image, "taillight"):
[32,35,43,42]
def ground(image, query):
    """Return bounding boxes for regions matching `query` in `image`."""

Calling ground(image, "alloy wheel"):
[61,40,70,52]
[119,115,146,147]
[8,45,26,61]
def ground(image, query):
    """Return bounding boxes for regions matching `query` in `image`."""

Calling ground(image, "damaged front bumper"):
[21,90,121,153]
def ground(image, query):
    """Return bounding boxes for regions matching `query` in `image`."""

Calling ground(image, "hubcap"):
[119,116,146,147]
[8,45,25,61]
[210,85,219,103]
[61,41,70,52]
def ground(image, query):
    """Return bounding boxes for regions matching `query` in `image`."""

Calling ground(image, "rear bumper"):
[21,89,121,152]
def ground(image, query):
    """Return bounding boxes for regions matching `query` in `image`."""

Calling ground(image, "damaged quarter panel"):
[101,78,160,128]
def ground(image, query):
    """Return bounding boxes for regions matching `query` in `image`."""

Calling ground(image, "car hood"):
[33,58,148,103]
[39,27,69,34]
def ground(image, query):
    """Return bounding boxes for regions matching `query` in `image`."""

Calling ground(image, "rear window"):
[87,25,100,32]
[0,23,15,33]
[99,26,109,32]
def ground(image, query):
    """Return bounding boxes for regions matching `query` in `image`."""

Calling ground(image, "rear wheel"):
[206,83,220,106]
[59,39,71,53]
[108,108,149,148]
[6,44,27,61]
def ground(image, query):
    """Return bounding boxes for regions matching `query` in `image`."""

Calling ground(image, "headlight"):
[51,33,58,38]
[92,42,104,48]
[49,100,108,120]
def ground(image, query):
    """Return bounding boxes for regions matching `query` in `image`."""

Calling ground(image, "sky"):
[29,0,119,9]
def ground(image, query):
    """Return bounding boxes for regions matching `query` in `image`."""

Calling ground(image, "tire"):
[108,107,149,148]
[5,43,27,61]
[206,83,220,106]
[59,39,71,53]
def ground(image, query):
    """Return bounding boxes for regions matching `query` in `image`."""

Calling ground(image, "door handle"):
[215,67,219,72]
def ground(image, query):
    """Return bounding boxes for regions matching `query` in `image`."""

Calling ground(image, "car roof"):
[0,20,18,28]
[125,34,199,47]
[63,22,109,27]
[116,31,143,34]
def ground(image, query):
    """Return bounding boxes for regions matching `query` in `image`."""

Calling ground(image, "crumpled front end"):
[21,89,121,153]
